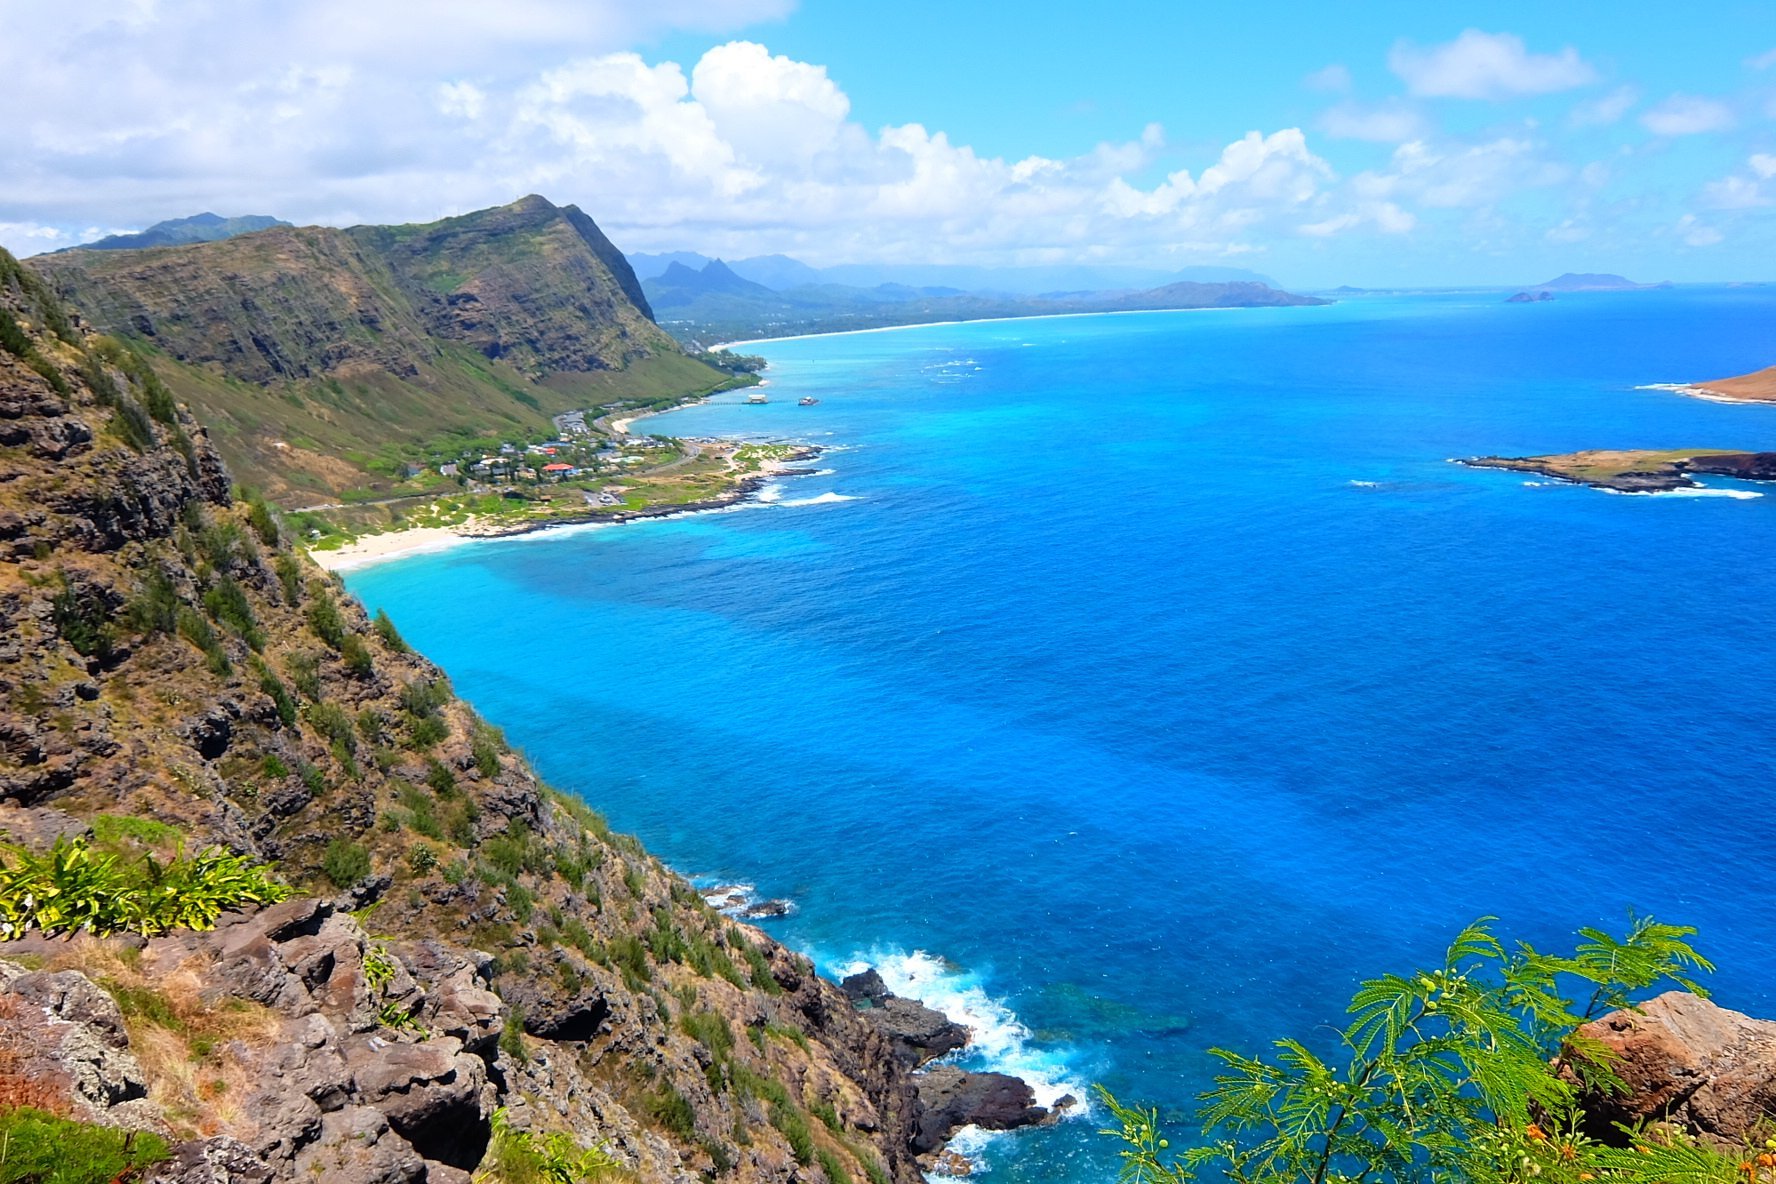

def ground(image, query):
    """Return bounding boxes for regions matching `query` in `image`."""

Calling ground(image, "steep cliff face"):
[29,197,723,503]
[0,249,926,1183]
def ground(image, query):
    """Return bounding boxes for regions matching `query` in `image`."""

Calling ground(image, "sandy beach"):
[308,445,820,573]
[308,524,486,572]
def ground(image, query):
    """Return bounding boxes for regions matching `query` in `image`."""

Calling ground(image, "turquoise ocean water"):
[348,290,1776,1181]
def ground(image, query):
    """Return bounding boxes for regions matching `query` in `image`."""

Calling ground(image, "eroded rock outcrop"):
[842,968,970,1067]
[1573,991,1776,1148]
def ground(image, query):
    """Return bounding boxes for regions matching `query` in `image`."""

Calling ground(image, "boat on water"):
[799,397,819,406]
[745,393,769,404]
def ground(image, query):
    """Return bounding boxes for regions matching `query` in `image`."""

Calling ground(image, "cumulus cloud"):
[1354,137,1567,210]
[1389,30,1596,100]
[1700,154,1776,209]
[1320,101,1426,143]
[1,4,1394,267]
[1641,95,1735,136]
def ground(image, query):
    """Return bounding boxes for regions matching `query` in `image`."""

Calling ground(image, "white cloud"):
[1749,47,1776,69]
[1356,136,1565,209]
[1304,64,1352,93]
[1641,95,1734,136]
[1568,86,1637,127]
[1544,219,1590,243]
[1389,30,1596,100]
[1676,214,1722,246]
[1700,154,1776,209]
[1320,101,1426,142]
[690,41,856,168]
[1300,202,1414,237]
[0,222,72,247]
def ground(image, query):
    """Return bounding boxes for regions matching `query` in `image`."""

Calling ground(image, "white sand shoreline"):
[712,303,1256,351]
[307,525,485,573]
[308,450,818,574]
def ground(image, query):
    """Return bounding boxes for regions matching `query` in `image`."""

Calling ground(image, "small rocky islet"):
[1468,361,1776,493]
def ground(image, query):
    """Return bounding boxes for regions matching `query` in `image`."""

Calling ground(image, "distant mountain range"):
[1533,272,1672,292]
[636,256,1319,345]
[60,212,291,252]
[628,251,1279,294]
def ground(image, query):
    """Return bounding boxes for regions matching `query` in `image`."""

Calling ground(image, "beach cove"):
[346,291,1776,1182]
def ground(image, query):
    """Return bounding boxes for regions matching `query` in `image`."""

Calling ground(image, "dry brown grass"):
[1699,365,1776,403]
[44,940,283,1138]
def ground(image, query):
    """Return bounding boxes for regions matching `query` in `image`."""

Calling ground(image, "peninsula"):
[1645,364,1776,405]
[1465,448,1776,492]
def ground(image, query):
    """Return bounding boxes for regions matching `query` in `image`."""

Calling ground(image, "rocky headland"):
[1464,448,1776,492]
[0,245,1052,1181]
[1647,364,1776,405]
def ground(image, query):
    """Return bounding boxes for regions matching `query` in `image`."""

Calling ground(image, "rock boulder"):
[1573,990,1776,1148]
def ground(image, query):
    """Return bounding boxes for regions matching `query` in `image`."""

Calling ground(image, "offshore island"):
[1467,362,1776,492]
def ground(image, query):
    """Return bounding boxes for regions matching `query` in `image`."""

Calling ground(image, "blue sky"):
[3,1,1773,286]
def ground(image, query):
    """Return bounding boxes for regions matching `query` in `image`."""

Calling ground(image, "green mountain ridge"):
[59,212,292,252]
[31,196,725,504]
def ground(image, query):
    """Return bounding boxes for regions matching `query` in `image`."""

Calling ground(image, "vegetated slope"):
[0,249,924,1182]
[32,196,727,504]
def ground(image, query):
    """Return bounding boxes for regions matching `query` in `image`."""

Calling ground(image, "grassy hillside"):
[32,196,729,505]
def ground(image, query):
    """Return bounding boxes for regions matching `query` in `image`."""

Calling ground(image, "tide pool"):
[348,290,1776,1181]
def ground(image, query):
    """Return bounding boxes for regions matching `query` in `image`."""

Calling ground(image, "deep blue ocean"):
[348,289,1776,1181]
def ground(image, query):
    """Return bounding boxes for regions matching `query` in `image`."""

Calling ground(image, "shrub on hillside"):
[1097,916,1727,1184]
[320,839,371,888]
[0,837,289,940]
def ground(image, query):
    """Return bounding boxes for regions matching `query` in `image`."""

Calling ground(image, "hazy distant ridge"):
[61,212,291,252]
[629,251,1279,294]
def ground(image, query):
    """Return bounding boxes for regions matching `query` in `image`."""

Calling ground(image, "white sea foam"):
[928,1126,997,1178]
[700,882,754,910]
[689,877,797,919]
[834,949,1087,1113]
[755,482,786,504]
[779,492,859,507]
[1598,485,1763,499]
[1348,480,1380,488]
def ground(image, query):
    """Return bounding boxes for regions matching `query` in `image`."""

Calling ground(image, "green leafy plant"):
[473,1106,621,1183]
[0,1106,171,1183]
[0,836,289,940]
[306,583,348,648]
[373,608,410,653]
[202,576,265,650]
[124,568,181,636]
[320,839,371,888]
[1096,916,1727,1184]
[50,577,114,661]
